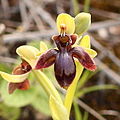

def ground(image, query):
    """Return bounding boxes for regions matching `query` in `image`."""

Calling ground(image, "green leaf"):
[77,70,93,90]
[76,85,118,98]
[0,103,21,120]
[75,13,91,36]
[31,85,51,116]
[83,111,89,120]
[32,94,50,116]
[73,102,82,120]
[49,96,69,120]
[0,80,37,107]
[33,70,63,104]
[0,64,12,73]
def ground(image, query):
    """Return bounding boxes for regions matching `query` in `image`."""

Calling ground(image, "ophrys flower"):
[0,43,47,94]
[35,13,97,88]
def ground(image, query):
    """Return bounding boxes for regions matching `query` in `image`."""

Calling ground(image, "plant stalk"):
[33,70,63,104]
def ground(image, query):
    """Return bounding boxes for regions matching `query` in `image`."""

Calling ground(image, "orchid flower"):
[0,42,47,94]
[0,12,97,120]
[0,13,96,93]
[35,13,97,89]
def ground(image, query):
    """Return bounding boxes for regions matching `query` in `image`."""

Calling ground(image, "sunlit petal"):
[16,45,40,68]
[56,13,75,34]
[0,71,30,83]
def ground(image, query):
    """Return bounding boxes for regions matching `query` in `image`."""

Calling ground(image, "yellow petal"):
[49,95,69,120]
[57,13,75,34]
[83,48,97,58]
[79,35,90,48]
[0,71,30,83]
[16,45,40,68]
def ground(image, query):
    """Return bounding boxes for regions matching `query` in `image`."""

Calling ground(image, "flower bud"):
[75,12,91,36]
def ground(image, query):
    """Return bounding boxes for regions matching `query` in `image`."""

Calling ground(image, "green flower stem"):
[83,111,89,120]
[76,85,118,98]
[33,70,63,104]
[73,102,82,120]
[72,0,80,16]
[84,0,90,12]
[77,70,91,90]
[64,61,84,116]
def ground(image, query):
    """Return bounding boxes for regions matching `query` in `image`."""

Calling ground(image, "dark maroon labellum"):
[54,52,76,88]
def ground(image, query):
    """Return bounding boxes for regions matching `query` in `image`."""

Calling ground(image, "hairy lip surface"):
[54,51,76,88]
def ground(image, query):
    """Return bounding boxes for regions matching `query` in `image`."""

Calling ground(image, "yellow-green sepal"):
[0,71,30,83]
[49,95,69,120]
[37,41,48,56]
[75,12,91,36]
[57,13,75,34]
[16,45,40,68]
[83,48,97,58]
[40,41,48,53]
[79,35,90,48]
[79,35,97,58]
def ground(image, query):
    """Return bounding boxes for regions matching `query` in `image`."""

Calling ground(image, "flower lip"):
[8,60,31,94]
